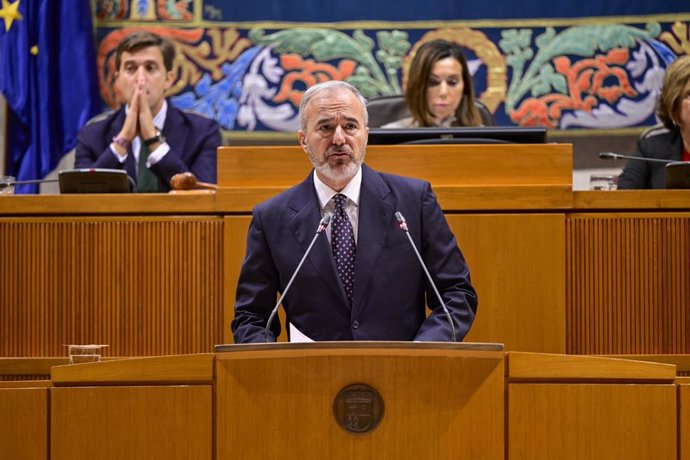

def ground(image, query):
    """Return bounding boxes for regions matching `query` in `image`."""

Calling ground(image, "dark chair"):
[366,94,495,128]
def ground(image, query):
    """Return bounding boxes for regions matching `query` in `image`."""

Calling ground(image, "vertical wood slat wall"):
[0,217,225,357]
[566,213,690,355]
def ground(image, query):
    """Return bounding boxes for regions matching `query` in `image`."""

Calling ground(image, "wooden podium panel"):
[215,343,505,460]
[50,354,214,460]
[678,377,690,460]
[0,384,49,460]
[507,352,677,460]
[51,385,212,460]
[509,384,675,459]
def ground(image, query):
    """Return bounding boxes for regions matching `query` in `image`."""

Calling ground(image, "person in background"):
[383,39,483,128]
[618,55,690,189]
[75,31,220,192]
[232,80,477,343]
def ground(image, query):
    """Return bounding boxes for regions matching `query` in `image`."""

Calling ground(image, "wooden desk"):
[1,144,689,358]
[41,349,678,460]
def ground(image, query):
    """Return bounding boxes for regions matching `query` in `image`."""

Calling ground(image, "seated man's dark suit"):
[618,125,682,190]
[75,103,220,192]
[232,164,478,343]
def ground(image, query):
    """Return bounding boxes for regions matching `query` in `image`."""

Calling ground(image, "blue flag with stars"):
[0,0,100,194]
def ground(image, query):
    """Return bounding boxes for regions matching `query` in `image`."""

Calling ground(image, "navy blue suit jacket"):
[75,103,220,192]
[232,164,478,343]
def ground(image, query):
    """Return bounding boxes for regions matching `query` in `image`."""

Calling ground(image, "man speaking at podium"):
[232,81,477,343]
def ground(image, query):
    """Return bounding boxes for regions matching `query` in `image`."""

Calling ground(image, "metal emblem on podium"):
[333,383,384,434]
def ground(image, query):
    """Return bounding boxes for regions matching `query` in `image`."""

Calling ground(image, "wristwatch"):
[143,131,165,147]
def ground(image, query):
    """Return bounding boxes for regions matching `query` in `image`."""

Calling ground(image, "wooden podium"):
[214,342,505,459]
[38,343,680,460]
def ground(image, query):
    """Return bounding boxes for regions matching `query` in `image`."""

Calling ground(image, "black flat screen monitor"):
[367,126,547,145]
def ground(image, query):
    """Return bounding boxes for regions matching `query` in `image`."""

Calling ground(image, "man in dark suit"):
[75,31,220,192]
[232,80,477,343]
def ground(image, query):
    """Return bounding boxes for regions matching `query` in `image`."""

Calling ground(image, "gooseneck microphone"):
[599,152,682,165]
[394,212,456,342]
[264,213,332,342]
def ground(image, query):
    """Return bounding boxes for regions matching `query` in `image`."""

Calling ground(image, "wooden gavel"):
[169,172,218,191]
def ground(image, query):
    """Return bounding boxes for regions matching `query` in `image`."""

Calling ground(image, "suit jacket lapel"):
[162,104,185,155]
[288,174,349,310]
[351,165,396,316]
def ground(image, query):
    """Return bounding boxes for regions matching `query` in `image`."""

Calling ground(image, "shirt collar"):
[313,166,362,209]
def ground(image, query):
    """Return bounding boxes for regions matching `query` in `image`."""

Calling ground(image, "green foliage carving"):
[499,24,661,110]
[249,28,409,97]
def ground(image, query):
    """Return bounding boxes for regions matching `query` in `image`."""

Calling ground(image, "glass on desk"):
[66,344,107,364]
[589,174,618,191]
[0,176,15,195]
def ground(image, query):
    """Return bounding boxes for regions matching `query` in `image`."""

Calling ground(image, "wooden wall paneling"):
[566,213,690,355]
[449,214,566,353]
[222,213,566,350]
[508,383,676,460]
[224,216,252,344]
[215,144,573,212]
[0,217,226,357]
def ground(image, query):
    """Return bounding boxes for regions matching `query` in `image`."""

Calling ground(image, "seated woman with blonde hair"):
[384,39,483,128]
[618,55,690,189]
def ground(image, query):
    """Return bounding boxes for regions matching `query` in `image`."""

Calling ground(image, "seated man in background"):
[75,31,220,192]
[618,55,690,189]
[383,39,484,128]
[232,80,477,343]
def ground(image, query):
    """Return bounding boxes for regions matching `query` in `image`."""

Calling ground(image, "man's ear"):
[297,130,308,151]
[164,70,174,91]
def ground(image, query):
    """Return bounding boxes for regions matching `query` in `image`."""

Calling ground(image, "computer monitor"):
[367,126,547,145]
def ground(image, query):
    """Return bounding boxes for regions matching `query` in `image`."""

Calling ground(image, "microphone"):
[394,212,456,342]
[264,213,332,342]
[599,152,683,165]
[3,178,59,186]
[0,178,59,194]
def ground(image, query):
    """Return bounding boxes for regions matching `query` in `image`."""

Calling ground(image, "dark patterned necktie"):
[331,193,356,304]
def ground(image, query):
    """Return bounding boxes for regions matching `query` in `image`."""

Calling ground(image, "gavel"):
[169,172,218,191]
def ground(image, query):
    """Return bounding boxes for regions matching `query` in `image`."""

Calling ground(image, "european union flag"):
[0,0,100,194]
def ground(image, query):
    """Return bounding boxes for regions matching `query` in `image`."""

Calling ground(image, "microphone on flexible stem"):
[4,178,59,186]
[394,211,456,342]
[264,213,332,342]
[598,152,682,165]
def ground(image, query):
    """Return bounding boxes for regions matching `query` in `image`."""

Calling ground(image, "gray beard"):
[307,145,365,185]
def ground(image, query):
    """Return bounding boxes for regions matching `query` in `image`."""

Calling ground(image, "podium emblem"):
[333,383,384,434]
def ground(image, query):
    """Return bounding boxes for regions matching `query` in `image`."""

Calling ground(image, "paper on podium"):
[289,323,314,343]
